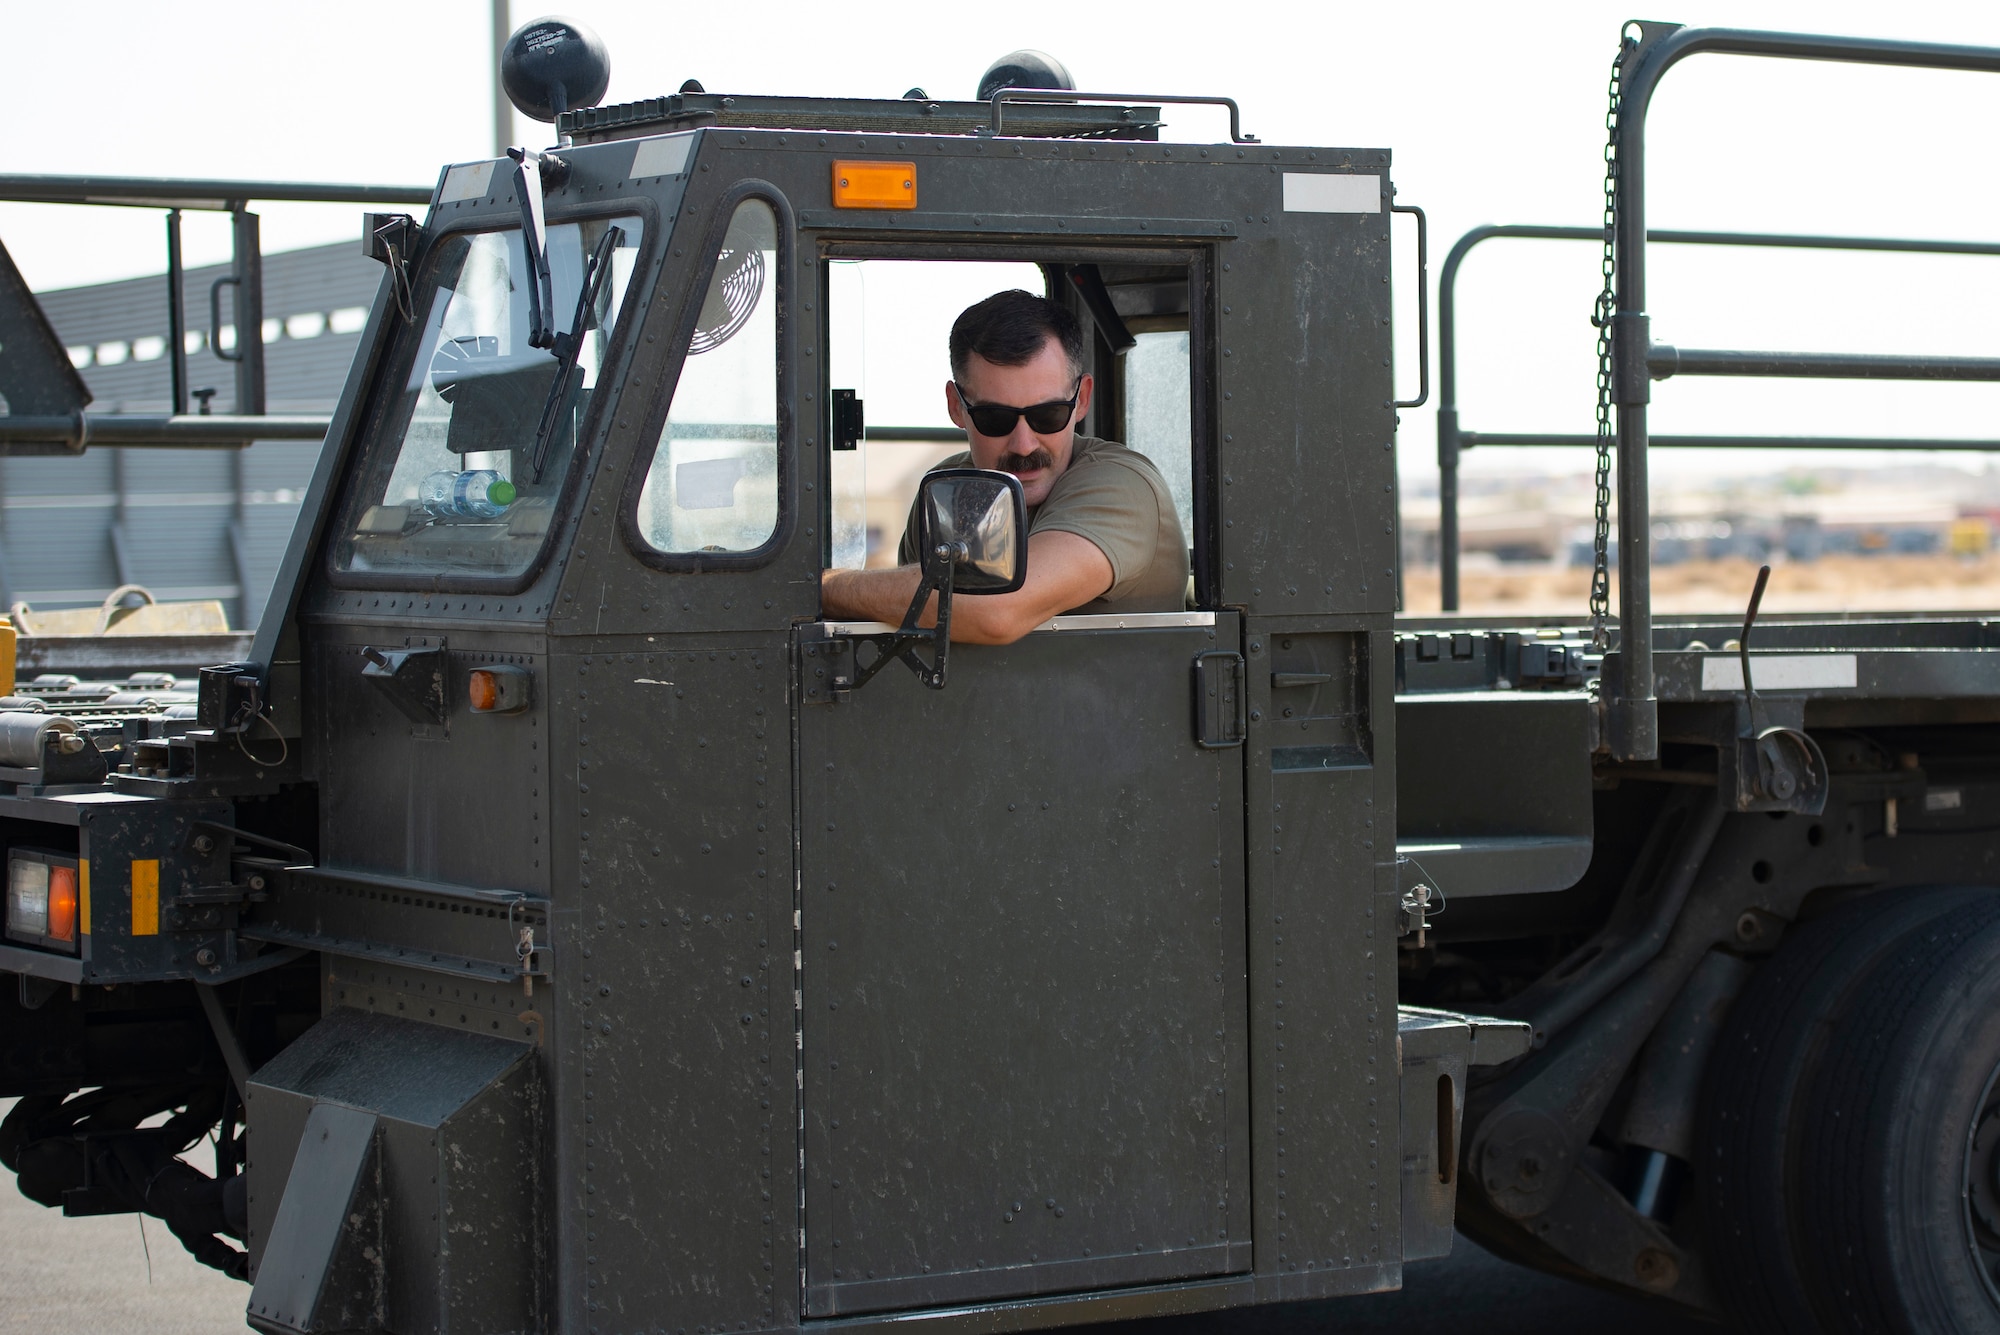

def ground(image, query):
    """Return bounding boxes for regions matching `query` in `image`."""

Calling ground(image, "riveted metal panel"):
[798,617,1250,1316]
[306,630,550,894]
[1242,617,1400,1301]
[553,638,796,1335]
[1214,159,1396,617]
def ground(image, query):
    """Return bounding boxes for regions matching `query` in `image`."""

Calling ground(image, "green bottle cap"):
[487,478,518,507]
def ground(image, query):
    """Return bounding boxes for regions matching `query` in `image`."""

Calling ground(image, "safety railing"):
[1439,24,2000,761]
[1437,224,2000,610]
[0,174,430,446]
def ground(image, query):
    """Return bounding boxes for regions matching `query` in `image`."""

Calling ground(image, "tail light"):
[6,851,81,953]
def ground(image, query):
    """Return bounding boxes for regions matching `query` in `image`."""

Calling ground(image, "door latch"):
[833,389,864,451]
[1192,650,1246,748]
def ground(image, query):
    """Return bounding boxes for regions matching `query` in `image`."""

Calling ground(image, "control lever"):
[1731,564,1828,814]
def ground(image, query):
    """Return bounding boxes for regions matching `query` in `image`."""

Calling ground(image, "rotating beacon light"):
[501,16,613,124]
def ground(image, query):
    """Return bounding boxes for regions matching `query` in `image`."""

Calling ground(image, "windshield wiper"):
[506,149,558,349]
[528,223,623,482]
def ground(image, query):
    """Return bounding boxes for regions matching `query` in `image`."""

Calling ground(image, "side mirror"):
[916,468,1027,594]
[844,468,1027,693]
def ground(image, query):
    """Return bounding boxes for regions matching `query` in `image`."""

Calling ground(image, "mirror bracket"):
[823,469,1024,696]
[843,556,956,693]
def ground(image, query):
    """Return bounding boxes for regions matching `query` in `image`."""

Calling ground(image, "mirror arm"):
[845,554,958,693]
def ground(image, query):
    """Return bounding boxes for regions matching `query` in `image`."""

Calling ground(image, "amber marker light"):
[469,669,501,713]
[833,160,917,210]
[45,865,77,945]
[467,665,531,715]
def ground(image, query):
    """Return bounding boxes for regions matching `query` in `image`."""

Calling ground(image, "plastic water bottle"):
[418,469,517,519]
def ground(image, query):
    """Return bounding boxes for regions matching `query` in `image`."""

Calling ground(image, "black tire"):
[1698,886,2000,1334]
[1791,904,2000,1333]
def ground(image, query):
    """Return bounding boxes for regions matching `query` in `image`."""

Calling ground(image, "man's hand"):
[819,530,1113,646]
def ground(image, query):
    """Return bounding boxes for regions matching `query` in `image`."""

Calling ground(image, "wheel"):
[1698,886,2000,1334]
[1792,903,2000,1332]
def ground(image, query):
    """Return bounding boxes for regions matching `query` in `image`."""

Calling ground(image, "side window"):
[1121,329,1195,550]
[635,199,780,554]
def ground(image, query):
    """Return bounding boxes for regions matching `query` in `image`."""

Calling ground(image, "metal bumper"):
[1398,1005,1533,1262]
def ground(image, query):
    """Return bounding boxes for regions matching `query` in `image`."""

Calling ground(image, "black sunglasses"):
[953,379,1082,437]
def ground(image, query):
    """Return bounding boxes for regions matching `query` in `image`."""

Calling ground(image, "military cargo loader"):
[2,18,1999,1335]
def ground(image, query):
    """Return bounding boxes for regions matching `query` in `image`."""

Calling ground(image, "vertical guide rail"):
[229,206,265,416]
[1435,224,1542,612]
[165,209,187,416]
[1604,23,2000,761]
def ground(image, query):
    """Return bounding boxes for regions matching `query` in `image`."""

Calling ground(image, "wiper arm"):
[506,148,557,349]
[528,224,623,482]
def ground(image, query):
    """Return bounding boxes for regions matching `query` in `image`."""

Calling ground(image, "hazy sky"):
[6,0,2000,490]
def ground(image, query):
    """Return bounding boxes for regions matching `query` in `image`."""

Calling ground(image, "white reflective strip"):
[440,161,497,202]
[1700,654,1858,691]
[1040,611,1216,631]
[1282,172,1381,214]
[631,135,694,179]
[817,612,1214,637]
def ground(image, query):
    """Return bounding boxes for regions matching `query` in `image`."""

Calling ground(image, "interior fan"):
[689,248,764,354]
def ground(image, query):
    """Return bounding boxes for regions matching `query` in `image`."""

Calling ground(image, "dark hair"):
[949,289,1084,381]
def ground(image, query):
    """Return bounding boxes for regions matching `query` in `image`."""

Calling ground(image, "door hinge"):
[1192,650,1246,748]
[802,637,855,704]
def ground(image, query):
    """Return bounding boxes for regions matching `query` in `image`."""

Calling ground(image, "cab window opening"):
[330,212,646,587]
[821,253,1204,609]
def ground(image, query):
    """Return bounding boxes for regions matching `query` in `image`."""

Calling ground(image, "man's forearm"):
[819,565,933,627]
[817,566,1024,643]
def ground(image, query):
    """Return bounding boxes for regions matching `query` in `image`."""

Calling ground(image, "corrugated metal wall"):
[14,240,378,627]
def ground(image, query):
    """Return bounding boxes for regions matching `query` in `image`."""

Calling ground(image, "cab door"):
[795,613,1251,1316]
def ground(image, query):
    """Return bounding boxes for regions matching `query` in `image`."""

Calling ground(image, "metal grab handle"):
[210,274,242,363]
[987,87,1259,143]
[1392,203,1429,409]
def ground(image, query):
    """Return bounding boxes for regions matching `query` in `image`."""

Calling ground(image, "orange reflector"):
[131,860,159,937]
[833,160,916,210]
[45,865,76,944]
[469,669,500,712]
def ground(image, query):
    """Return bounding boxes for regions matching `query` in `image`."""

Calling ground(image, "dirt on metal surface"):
[1082,1238,1714,1335]
[0,1136,1707,1335]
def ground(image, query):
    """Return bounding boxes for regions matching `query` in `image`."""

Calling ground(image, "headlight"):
[6,852,79,953]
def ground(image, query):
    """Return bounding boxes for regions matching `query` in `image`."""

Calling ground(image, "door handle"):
[1192,651,1246,748]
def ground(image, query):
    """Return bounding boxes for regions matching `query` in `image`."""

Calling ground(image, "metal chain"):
[1588,38,1631,650]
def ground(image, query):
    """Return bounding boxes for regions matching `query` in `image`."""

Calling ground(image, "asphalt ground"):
[0,1172,1714,1335]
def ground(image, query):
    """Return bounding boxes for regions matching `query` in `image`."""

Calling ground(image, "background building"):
[11,241,375,628]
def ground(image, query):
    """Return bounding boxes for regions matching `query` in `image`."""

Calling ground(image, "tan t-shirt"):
[899,436,1190,615]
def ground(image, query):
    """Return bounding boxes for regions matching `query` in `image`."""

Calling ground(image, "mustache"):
[998,448,1056,474]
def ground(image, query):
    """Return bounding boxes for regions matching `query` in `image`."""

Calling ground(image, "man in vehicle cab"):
[818,290,1189,644]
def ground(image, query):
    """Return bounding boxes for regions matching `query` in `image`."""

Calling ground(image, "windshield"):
[332,214,644,581]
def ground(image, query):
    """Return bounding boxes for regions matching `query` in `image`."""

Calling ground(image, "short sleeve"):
[1030,457,1165,600]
